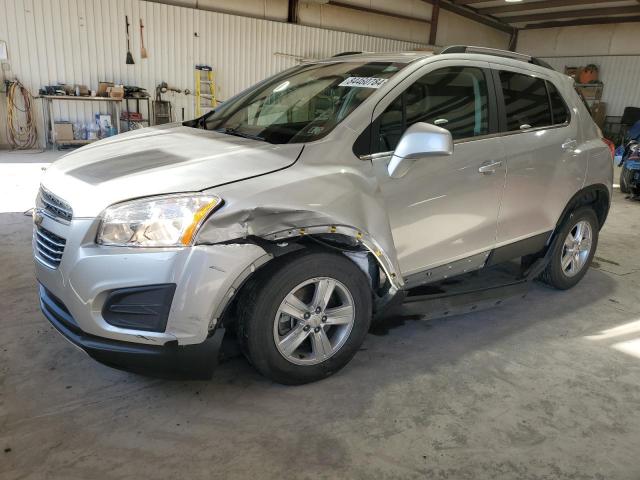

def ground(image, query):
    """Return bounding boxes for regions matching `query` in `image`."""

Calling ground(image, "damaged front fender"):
[197,208,403,292]
[195,145,404,293]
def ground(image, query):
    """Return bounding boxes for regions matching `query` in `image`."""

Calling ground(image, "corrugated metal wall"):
[0,0,425,147]
[542,55,640,117]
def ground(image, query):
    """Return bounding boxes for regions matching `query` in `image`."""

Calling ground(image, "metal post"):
[429,0,440,46]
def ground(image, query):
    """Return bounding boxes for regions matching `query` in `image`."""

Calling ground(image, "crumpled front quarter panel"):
[197,137,402,284]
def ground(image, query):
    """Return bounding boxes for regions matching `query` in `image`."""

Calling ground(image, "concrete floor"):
[1,152,640,479]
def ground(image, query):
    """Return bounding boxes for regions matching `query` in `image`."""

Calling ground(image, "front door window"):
[376,66,490,153]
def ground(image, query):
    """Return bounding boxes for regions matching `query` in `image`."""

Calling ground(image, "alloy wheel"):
[561,220,593,277]
[273,277,355,366]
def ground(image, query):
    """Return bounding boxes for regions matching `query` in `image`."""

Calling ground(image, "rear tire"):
[620,166,631,194]
[237,250,372,385]
[539,207,599,290]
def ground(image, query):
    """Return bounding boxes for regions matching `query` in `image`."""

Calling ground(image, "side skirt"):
[403,231,553,289]
[376,231,558,321]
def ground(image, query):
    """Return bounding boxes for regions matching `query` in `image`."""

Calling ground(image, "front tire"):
[237,250,372,385]
[539,207,599,290]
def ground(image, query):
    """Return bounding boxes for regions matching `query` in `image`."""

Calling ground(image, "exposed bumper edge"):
[40,284,223,379]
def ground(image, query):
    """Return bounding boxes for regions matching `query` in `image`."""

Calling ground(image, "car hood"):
[41,124,303,217]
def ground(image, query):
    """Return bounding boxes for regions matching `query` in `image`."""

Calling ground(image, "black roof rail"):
[440,45,554,71]
[332,51,363,57]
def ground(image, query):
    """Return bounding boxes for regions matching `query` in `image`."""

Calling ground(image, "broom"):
[125,16,135,65]
[140,19,148,59]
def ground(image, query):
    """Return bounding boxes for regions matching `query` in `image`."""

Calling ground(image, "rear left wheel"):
[539,207,599,290]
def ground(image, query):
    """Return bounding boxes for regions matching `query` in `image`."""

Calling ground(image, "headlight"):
[97,194,222,247]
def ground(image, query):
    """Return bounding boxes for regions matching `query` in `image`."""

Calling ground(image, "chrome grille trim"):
[39,187,73,223]
[35,229,65,247]
[34,225,66,269]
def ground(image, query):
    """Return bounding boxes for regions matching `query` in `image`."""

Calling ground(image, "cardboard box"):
[107,85,124,99]
[54,122,74,141]
[97,81,113,97]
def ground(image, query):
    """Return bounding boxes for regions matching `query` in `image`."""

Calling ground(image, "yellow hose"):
[6,80,38,150]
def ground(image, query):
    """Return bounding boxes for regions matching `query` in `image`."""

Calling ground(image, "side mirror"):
[388,122,453,178]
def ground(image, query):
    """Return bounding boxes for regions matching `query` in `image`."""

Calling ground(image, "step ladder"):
[195,65,216,117]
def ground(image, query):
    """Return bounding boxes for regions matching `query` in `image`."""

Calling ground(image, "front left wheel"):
[237,250,372,385]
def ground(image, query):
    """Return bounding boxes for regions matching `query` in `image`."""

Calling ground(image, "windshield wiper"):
[216,127,265,142]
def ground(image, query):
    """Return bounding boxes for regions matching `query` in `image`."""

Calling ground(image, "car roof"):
[316,51,435,64]
[319,49,568,82]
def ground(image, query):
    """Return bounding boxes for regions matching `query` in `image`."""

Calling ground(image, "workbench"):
[42,95,122,150]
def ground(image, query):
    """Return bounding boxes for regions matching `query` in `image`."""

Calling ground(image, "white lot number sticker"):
[339,77,388,89]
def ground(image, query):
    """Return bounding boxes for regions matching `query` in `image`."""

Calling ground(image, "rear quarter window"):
[547,81,570,125]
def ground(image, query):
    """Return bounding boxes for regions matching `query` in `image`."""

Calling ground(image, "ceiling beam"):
[287,0,298,23]
[482,0,625,16]
[450,0,492,5]
[327,1,430,24]
[421,0,514,33]
[508,28,518,52]
[429,0,441,45]
[500,5,640,24]
[522,15,640,29]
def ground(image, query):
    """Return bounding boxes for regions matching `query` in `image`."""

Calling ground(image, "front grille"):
[39,188,73,222]
[34,225,66,268]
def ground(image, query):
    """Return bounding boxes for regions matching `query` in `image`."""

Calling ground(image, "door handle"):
[478,160,503,174]
[562,139,578,151]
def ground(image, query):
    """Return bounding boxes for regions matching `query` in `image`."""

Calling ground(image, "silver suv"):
[34,46,613,384]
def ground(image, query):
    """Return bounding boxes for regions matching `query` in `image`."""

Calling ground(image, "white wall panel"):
[297,0,432,44]
[436,10,511,50]
[518,23,640,57]
[0,0,424,147]
[542,55,640,117]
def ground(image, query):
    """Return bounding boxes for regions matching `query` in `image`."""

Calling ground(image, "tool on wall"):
[6,79,39,150]
[194,65,216,117]
[140,19,148,59]
[153,81,184,125]
[125,16,134,65]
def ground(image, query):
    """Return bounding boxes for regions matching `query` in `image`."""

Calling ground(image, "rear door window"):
[499,71,552,131]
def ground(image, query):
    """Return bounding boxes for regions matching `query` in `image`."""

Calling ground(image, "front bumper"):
[34,213,270,374]
[40,284,225,378]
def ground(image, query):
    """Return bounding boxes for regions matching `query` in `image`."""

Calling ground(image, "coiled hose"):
[6,80,38,150]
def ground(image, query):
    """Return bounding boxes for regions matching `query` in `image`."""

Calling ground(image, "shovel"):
[125,16,134,65]
[140,18,148,59]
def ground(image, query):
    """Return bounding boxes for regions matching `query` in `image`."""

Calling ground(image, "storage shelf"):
[41,95,122,102]
[56,139,98,145]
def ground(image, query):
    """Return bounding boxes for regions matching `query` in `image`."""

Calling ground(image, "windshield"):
[194,61,405,144]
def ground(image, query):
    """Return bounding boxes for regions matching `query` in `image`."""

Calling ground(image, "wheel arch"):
[212,228,402,331]
[554,183,610,235]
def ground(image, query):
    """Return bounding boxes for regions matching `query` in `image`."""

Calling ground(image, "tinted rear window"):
[499,71,552,131]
